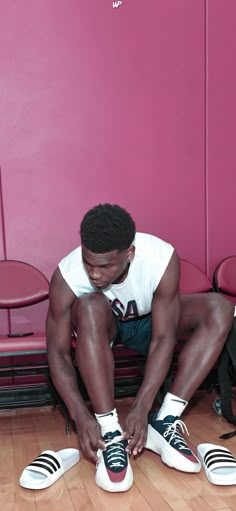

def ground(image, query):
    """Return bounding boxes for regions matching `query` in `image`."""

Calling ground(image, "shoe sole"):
[145,424,201,473]
[95,458,133,492]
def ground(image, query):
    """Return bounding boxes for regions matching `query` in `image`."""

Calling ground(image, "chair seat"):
[0,334,47,356]
[179,259,212,294]
[0,260,49,308]
[213,256,236,306]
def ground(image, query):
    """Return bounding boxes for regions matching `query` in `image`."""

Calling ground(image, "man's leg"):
[71,292,133,492]
[171,292,234,400]
[72,292,117,413]
[146,293,234,472]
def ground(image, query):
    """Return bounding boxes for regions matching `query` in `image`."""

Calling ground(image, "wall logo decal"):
[112,1,123,8]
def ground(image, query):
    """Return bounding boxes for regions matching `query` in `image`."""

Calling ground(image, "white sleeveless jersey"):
[58,232,174,321]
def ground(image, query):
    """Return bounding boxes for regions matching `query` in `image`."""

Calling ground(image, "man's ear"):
[127,245,135,262]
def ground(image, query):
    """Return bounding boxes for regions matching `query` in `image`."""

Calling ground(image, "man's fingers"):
[81,442,98,463]
[122,430,132,440]
[126,430,147,455]
[132,441,144,456]
[97,439,106,450]
[81,435,105,463]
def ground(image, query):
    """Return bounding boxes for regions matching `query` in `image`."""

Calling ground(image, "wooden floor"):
[1,391,236,511]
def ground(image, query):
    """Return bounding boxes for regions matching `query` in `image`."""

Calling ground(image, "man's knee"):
[206,293,234,338]
[71,292,112,325]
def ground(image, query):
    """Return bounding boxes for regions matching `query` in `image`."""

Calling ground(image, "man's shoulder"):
[135,232,174,253]
[58,246,82,270]
[57,245,91,296]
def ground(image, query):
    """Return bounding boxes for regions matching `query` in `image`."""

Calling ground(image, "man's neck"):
[112,263,130,284]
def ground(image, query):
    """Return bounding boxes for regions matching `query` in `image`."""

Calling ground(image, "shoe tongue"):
[152,412,179,422]
[163,415,178,422]
[104,430,121,441]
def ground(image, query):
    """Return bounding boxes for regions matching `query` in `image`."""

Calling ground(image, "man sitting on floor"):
[46,203,234,492]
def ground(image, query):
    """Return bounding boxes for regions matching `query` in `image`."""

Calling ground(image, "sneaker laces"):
[163,418,190,451]
[98,434,127,468]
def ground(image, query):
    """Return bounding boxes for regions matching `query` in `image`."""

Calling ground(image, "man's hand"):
[75,410,106,462]
[123,404,148,456]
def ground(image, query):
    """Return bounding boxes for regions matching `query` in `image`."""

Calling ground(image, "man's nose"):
[89,267,102,279]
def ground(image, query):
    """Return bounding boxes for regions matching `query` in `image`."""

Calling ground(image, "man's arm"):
[46,268,104,461]
[124,250,180,453]
[135,250,180,409]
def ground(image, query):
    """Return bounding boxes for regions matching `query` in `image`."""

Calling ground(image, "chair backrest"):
[0,260,49,309]
[213,256,236,297]
[179,258,212,295]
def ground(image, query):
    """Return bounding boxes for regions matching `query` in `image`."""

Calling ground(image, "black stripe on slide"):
[204,448,234,462]
[30,458,59,472]
[206,458,236,468]
[28,462,54,474]
[204,449,236,468]
[207,457,236,469]
[37,453,61,469]
[205,452,236,463]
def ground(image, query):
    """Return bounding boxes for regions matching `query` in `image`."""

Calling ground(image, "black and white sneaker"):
[145,413,201,473]
[95,430,133,492]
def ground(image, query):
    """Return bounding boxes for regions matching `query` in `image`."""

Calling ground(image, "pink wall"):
[0,168,9,332]
[207,0,236,277]
[0,0,235,332]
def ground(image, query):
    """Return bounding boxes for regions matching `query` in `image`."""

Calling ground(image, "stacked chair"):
[213,255,236,305]
[179,258,212,295]
[0,260,54,408]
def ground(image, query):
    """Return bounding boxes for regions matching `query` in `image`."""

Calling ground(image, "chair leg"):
[58,402,71,435]
[47,371,71,435]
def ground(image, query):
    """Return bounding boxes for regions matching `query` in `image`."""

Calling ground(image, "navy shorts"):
[112,313,152,356]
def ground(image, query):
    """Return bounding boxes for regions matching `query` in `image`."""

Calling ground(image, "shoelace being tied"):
[98,434,127,468]
[163,418,190,451]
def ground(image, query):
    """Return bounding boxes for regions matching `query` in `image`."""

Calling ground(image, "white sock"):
[157,392,188,420]
[95,408,122,436]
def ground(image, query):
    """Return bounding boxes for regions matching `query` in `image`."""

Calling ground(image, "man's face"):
[82,245,134,289]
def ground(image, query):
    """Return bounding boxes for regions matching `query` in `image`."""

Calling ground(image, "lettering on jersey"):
[111,299,139,320]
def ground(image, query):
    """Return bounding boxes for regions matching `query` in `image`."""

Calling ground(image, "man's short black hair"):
[80,203,136,253]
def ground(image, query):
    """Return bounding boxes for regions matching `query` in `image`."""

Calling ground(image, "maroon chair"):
[213,256,236,305]
[179,258,213,295]
[0,260,52,409]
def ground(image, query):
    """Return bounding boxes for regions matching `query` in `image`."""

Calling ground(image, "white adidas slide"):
[197,443,236,485]
[19,448,80,490]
